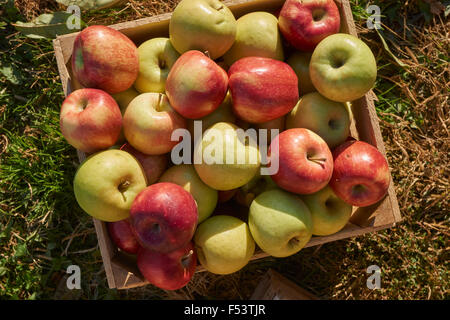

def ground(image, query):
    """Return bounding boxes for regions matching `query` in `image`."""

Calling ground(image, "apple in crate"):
[73,150,147,222]
[120,143,168,185]
[228,57,298,123]
[112,87,140,144]
[309,33,377,102]
[123,93,186,155]
[286,92,350,148]
[249,189,312,258]
[193,122,260,191]
[137,241,197,291]
[287,51,316,95]
[165,50,228,119]
[71,25,139,94]
[223,11,284,66]
[330,140,390,207]
[194,215,255,275]
[301,185,352,236]
[107,219,140,254]
[129,182,198,253]
[60,88,122,153]
[269,128,333,195]
[159,164,218,224]
[278,0,340,51]
[169,0,237,60]
[134,37,180,94]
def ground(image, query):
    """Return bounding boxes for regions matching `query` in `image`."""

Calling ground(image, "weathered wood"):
[52,0,402,290]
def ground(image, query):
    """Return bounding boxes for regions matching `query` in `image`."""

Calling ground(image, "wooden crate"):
[250,269,319,300]
[53,0,402,290]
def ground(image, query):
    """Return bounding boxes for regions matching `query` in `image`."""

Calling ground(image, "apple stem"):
[181,250,194,269]
[308,157,327,168]
[203,51,211,59]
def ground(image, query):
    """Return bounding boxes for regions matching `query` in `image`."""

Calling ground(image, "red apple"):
[107,219,140,254]
[165,50,228,119]
[60,88,122,153]
[330,140,390,207]
[137,241,197,291]
[278,0,340,52]
[71,25,139,94]
[129,182,198,253]
[228,57,298,123]
[269,128,333,194]
[120,143,168,185]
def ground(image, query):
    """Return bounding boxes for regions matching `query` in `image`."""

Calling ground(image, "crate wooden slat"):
[53,0,402,290]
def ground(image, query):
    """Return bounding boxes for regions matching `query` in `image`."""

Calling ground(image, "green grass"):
[0,0,448,299]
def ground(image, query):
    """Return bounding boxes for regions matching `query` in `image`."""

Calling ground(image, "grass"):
[0,0,448,299]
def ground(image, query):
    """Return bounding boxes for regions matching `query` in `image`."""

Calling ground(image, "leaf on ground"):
[375,28,409,68]
[0,63,23,85]
[14,242,28,258]
[12,12,85,39]
[56,0,126,10]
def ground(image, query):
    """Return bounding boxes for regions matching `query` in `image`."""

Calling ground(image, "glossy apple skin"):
[129,182,198,253]
[228,57,299,123]
[165,50,228,119]
[278,0,340,51]
[60,88,122,153]
[107,219,140,254]
[120,143,168,185]
[269,128,333,194]
[137,241,197,291]
[330,140,390,207]
[123,93,186,155]
[71,25,139,94]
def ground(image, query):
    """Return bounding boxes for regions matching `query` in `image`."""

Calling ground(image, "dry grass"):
[4,0,449,300]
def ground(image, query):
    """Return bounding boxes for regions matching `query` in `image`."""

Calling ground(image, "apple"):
[169,0,237,60]
[194,122,260,191]
[60,88,122,153]
[286,92,350,148]
[217,189,238,203]
[137,241,196,291]
[301,185,352,236]
[112,87,140,144]
[134,37,180,94]
[165,50,228,119]
[248,189,312,257]
[71,25,139,94]
[278,0,340,52]
[330,140,390,207]
[286,51,316,95]
[235,173,278,207]
[309,33,377,102]
[228,57,298,123]
[187,91,235,136]
[129,182,198,252]
[194,215,255,275]
[223,11,284,66]
[123,93,186,155]
[253,115,285,145]
[269,128,333,195]
[107,219,140,254]
[159,164,218,223]
[73,149,147,222]
[120,143,168,185]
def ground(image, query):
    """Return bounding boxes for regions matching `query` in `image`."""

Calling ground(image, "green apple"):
[194,215,255,275]
[73,149,147,222]
[249,189,312,257]
[287,51,316,95]
[235,172,278,207]
[309,33,377,102]
[159,164,218,223]
[301,185,352,236]
[194,122,260,190]
[134,37,180,93]
[112,87,140,144]
[223,11,284,66]
[286,92,350,148]
[187,91,235,137]
[169,0,237,60]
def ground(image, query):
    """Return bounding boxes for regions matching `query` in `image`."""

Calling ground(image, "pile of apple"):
[59,0,391,291]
